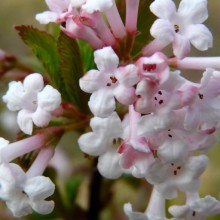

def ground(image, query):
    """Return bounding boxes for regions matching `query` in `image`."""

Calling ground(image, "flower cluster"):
[36,0,220,219]
[0,74,62,217]
[0,135,55,217]
[1,0,220,219]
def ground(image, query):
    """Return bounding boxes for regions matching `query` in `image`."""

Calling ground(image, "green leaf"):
[58,32,87,109]
[78,39,95,72]
[65,175,83,206]
[15,26,63,92]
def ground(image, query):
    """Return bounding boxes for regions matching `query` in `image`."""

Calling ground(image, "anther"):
[174,24,180,33]
[198,93,204,99]
[110,76,117,83]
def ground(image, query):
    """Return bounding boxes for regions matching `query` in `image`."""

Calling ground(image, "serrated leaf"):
[15,26,64,93]
[58,32,87,110]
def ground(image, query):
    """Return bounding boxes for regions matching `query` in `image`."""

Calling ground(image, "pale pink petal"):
[124,203,149,220]
[115,64,140,87]
[157,140,188,163]
[114,85,135,105]
[94,46,119,72]
[97,149,122,179]
[150,0,176,20]
[186,24,213,51]
[35,11,59,24]
[82,0,113,14]
[173,34,191,58]
[79,70,104,93]
[24,176,55,200]
[150,19,175,42]
[46,0,70,13]
[78,132,108,156]
[169,205,189,218]
[31,200,54,215]
[88,89,116,117]
[178,0,208,23]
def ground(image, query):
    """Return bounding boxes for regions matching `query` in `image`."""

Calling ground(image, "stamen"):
[198,93,204,99]
[159,100,163,105]
[174,24,180,33]
[143,64,157,72]
[158,91,162,95]
[110,76,117,83]
[192,211,196,217]
[106,83,111,87]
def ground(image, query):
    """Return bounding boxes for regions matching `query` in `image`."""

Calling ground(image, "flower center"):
[143,64,157,72]
[171,163,182,175]
[198,93,204,99]
[174,24,180,33]
[106,75,118,87]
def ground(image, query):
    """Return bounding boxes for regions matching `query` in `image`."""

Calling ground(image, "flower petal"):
[94,46,119,72]
[17,110,33,135]
[178,0,208,23]
[24,176,55,200]
[79,70,104,93]
[114,85,135,105]
[173,34,191,58]
[97,149,122,179]
[150,0,176,20]
[82,0,113,13]
[23,73,44,92]
[186,24,213,51]
[150,19,174,42]
[37,85,61,111]
[88,89,116,117]
[32,108,51,127]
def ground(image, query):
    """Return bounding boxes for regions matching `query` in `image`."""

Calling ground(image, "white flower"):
[36,0,73,24]
[78,112,123,156]
[80,47,139,117]
[97,148,123,179]
[0,163,55,218]
[82,0,113,14]
[3,73,61,135]
[184,68,220,130]
[169,195,220,220]
[145,155,208,199]
[150,0,212,58]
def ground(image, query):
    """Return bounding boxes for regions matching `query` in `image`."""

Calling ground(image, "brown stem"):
[88,159,103,220]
